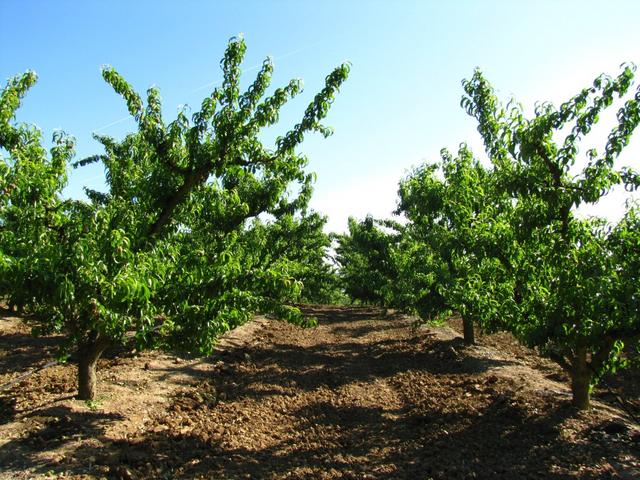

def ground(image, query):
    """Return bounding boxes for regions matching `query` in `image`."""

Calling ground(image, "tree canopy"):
[391,64,640,409]
[0,36,350,399]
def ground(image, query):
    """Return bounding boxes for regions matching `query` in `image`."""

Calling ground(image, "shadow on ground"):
[0,405,123,476]
[3,397,630,479]
[1,305,638,479]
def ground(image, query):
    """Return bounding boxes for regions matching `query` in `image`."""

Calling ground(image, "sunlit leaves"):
[334,216,399,306]
[395,145,506,335]
[391,65,639,407]
[0,37,349,396]
[458,65,640,407]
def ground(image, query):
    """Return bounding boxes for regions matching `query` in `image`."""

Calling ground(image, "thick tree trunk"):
[570,348,591,410]
[462,315,475,345]
[77,337,110,401]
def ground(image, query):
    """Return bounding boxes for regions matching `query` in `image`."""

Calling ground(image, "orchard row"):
[2,38,639,410]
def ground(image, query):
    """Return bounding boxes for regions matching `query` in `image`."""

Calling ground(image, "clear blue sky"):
[1,0,639,231]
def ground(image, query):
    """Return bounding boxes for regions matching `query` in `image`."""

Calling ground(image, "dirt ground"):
[1,306,639,479]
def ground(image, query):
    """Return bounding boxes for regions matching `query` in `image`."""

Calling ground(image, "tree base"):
[462,316,475,345]
[76,337,110,401]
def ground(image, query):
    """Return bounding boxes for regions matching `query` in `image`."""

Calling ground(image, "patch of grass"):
[83,397,106,411]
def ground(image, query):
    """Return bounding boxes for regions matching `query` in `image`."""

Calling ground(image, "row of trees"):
[3,36,639,411]
[0,37,348,399]
[336,65,640,409]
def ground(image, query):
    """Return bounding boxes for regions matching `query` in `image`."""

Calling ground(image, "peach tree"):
[245,209,344,305]
[334,215,399,306]
[395,146,507,344]
[461,65,640,409]
[0,37,349,399]
[0,71,75,313]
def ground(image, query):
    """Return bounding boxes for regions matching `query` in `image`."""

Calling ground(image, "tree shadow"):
[0,404,124,477]
[2,305,636,479]
[299,304,396,324]
[209,333,519,405]
[19,394,631,479]
[0,325,60,377]
[0,394,17,424]
[328,318,408,338]
[595,368,640,421]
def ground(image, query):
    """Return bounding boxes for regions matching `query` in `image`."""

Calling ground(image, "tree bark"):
[77,336,110,401]
[570,348,591,410]
[462,315,475,345]
[148,164,211,238]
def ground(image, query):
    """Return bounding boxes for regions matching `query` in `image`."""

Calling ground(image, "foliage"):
[395,146,507,342]
[333,215,399,306]
[246,210,344,305]
[391,64,640,408]
[0,36,349,399]
[0,72,75,312]
[461,65,640,408]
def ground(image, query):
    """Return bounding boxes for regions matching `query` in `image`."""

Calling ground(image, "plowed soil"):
[1,305,639,479]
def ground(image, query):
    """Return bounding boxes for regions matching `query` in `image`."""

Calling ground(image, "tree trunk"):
[570,348,591,410]
[77,336,110,401]
[462,315,475,345]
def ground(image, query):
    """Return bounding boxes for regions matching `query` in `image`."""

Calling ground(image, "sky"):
[1,0,639,232]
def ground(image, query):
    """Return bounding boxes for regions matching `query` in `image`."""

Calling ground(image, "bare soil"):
[1,306,639,479]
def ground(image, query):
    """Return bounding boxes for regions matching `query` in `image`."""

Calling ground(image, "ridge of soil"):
[1,305,639,479]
